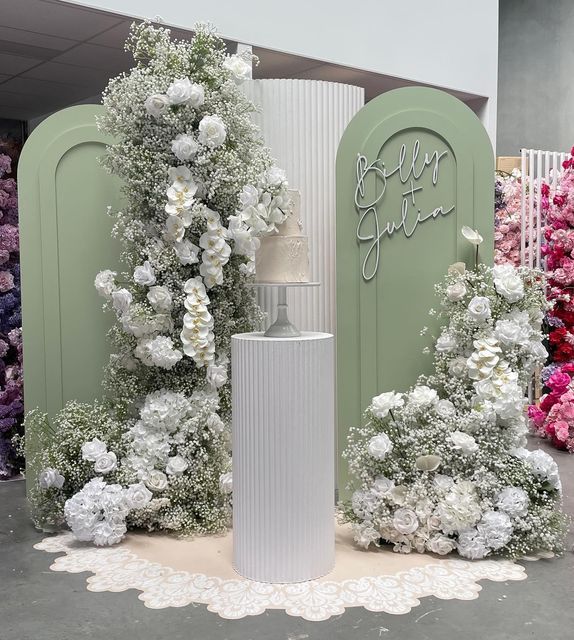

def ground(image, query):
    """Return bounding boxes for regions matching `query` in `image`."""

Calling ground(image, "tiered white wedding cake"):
[255,190,310,283]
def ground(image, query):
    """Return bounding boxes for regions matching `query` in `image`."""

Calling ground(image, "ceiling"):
[0,0,485,122]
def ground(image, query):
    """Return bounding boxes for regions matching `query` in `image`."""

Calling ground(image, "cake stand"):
[251,281,320,337]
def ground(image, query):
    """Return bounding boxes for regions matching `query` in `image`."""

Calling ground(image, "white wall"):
[61,0,499,144]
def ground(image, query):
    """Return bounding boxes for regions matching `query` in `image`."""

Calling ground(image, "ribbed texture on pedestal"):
[232,332,335,583]
[243,80,364,334]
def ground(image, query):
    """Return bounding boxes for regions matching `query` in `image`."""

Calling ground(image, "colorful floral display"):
[494,169,523,266]
[343,231,567,558]
[527,147,574,451]
[0,152,23,478]
[25,23,292,544]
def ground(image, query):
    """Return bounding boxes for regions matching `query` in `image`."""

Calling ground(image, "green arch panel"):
[19,105,122,477]
[336,87,494,493]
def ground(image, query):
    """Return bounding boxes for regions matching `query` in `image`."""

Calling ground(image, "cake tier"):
[255,235,310,283]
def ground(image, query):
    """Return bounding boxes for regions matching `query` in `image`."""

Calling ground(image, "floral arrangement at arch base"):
[528,146,574,452]
[0,152,23,479]
[23,23,290,544]
[342,228,567,559]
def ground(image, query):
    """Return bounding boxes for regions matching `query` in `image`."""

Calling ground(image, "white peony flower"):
[467,296,491,323]
[435,332,457,353]
[165,455,189,475]
[495,486,529,517]
[461,225,483,245]
[367,433,393,460]
[222,55,251,82]
[93,451,117,475]
[408,385,439,407]
[427,534,456,555]
[449,431,478,455]
[477,511,513,550]
[146,470,168,492]
[492,264,524,303]
[370,391,404,419]
[446,281,467,302]
[238,184,259,208]
[456,528,488,559]
[393,508,419,534]
[147,286,172,313]
[81,438,107,462]
[133,261,156,286]
[206,362,227,389]
[198,115,227,148]
[38,468,64,490]
[171,133,199,162]
[94,270,116,298]
[111,288,132,314]
[125,483,152,510]
[144,93,170,118]
[219,471,233,494]
[494,318,525,346]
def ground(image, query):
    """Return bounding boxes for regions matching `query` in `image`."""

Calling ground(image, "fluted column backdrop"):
[243,80,364,333]
[232,332,335,583]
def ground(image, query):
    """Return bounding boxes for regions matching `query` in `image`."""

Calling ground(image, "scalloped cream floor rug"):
[34,523,545,622]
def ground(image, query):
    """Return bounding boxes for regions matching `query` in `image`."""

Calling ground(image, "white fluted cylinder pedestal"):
[232,332,335,583]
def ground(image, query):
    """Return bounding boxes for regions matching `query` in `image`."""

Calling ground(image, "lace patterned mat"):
[34,524,541,622]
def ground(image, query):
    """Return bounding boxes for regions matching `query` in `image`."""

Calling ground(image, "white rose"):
[495,486,529,517]
[393,508,419,535]
[266,166,286,186]
[493,264,524,303]
[125,483,152,510]
[94,451,117,475]
[373,476,395,495]
[367,433,393,460]
[165,455,189,476]
[187,83,205,108]
[133,261,156,286]
[38,468,64,490]
[461,225,483,245]
[146,470,168,492]
[222,55,251,82]
[111,288,132,314]
[435,332,457,353]
[239,184,259,209]
[144,93,170,118]
[94,270,116,298]
[171,133,199,162]
[219,471,233,494]
[207,413,225,433]
[494,318,523,345]
[166,78,196,105]
[428,534,456,555]
[147,286,172,313]
[207,363,227,389]
[409,385,439,406]
[371,391,404,419]
[81,438,107,462]
[448,262,466,276]
[436,399,455,417]
[467,296,491,322]
[449,431,479,455]
[448,357,467,378]
[198,115,226,148]
[446,281,467,301]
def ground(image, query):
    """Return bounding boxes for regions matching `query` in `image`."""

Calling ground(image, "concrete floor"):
[1,438,573,640]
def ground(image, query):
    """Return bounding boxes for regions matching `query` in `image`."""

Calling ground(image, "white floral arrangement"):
[25,23,284,544]
[342,230,568,558]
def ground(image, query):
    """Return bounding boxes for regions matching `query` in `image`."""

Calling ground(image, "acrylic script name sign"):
[355,140,455,281]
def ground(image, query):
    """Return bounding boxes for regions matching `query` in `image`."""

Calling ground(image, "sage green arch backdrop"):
[19,105,121,479]
[336,87,494,493]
